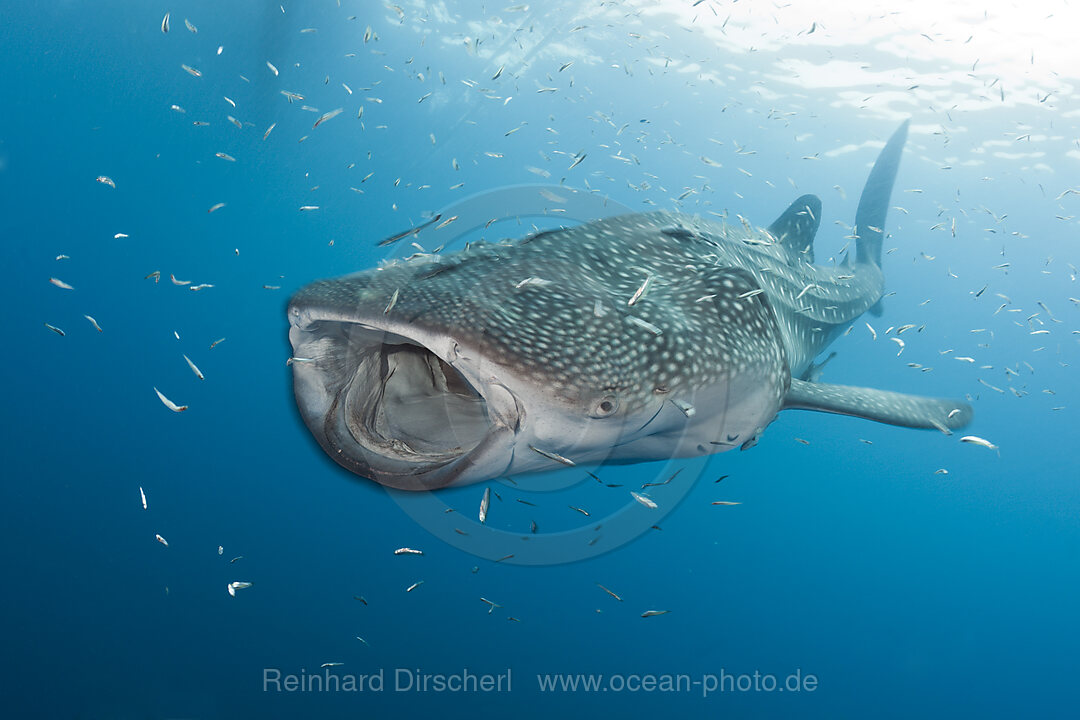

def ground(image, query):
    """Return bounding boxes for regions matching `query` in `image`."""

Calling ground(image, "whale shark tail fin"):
[854,119,909,268]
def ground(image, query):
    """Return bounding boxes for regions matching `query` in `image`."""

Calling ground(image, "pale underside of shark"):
[288,120,973,490]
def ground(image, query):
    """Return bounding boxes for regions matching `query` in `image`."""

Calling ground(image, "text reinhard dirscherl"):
[263,667,512,693]
[263,667,819,697]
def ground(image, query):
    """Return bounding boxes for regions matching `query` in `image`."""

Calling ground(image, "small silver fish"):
[597,583,622,601]
[960,435,998,451]
[314,108,343,128]
[479,487,491,524]
[671,398,695,417]
[183,354,204,380]
[227,581,253,596]
[626,316,662,335]
[153,387,188,413]
[384,289,400,315]
[628,275,651,306]
[529,445,575,466]
[514,277,553,289]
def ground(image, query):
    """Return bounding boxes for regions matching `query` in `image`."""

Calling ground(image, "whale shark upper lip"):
[288,299,522,490]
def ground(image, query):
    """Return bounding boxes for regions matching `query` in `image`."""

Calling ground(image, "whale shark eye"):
[591,395,619,418]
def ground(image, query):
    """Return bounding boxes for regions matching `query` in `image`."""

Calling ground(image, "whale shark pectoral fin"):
[767,194,821,263]
[783,378,973,432]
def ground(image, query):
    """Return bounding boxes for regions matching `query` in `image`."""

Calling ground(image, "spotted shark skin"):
[289,120,972,490]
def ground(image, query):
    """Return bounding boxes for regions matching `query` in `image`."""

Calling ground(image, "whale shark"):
[288,120,972,490]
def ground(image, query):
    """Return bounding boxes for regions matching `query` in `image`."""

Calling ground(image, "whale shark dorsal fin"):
[783,378,972,431]
[767,194,821,263]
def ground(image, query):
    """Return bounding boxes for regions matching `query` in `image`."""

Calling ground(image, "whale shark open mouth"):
[342,329,489,460]
[289,313,518,490]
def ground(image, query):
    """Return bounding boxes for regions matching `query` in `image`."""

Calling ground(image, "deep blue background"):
[2,2,1078,718]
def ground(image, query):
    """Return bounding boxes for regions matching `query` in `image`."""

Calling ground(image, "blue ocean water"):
[3,1,1079,717]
